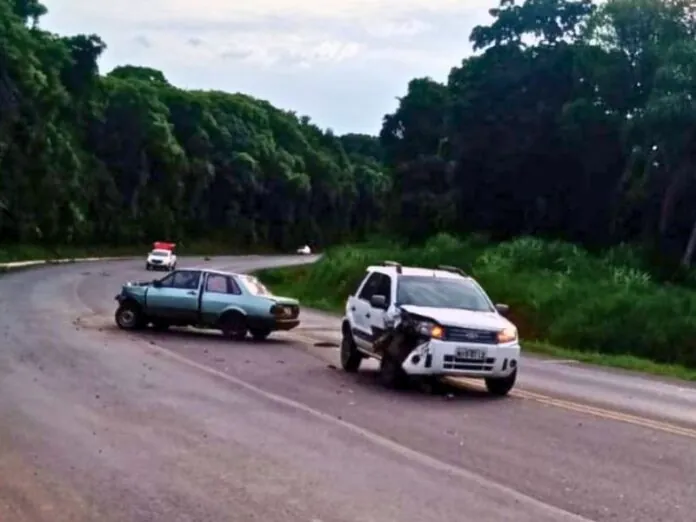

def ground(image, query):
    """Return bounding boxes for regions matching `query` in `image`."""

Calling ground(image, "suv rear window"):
[396,276,493,312]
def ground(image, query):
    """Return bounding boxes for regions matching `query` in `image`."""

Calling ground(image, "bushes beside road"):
[258,233,696,374]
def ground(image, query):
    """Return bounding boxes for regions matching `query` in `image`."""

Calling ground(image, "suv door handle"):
[187,291,197,295]
[350,306,356,311]
[365,313,371,318]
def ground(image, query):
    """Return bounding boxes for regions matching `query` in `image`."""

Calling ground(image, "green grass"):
[255,233,696,382]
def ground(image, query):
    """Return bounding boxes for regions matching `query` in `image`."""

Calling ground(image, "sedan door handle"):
[365,313,371,318]
[187,291,197,295]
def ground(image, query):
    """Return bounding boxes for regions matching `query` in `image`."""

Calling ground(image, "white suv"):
[340,261,521,395]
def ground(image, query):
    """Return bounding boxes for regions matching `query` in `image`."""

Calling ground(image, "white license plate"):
[456,347,486,360]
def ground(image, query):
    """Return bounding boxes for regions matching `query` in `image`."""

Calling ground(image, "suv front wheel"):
[379,353,408,389]
[485,369,517,396]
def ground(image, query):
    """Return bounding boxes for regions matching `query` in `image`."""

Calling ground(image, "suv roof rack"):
[437,265,467,276]
[382,260,402,274]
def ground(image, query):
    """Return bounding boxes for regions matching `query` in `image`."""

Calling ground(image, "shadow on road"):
[328,365,503,404]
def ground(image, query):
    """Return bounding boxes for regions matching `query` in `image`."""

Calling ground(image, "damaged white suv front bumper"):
[400,338,520,378]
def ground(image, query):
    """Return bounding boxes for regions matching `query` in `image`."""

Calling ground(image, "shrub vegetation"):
[259,233,696,371]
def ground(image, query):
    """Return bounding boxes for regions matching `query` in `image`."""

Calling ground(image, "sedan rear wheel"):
[221,313,247,341]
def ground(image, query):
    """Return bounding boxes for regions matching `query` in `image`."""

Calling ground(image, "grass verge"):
[255,233,696,383]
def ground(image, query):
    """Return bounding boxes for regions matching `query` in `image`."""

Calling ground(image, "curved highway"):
[0,256,695,522]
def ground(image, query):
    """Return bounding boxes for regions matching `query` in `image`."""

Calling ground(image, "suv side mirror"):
[495,303,509,315]
[370,294,388,309]
[152,279,162,288]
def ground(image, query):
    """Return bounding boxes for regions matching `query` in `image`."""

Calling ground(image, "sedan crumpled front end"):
[114,281,149,303]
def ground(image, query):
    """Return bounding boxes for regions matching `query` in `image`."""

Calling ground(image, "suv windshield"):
[396,275,493,312]
[151,250,169,257]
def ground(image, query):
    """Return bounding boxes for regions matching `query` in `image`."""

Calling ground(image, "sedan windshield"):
[396,276,493,312]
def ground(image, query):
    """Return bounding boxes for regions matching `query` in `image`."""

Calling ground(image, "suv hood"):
[400,305,512,331]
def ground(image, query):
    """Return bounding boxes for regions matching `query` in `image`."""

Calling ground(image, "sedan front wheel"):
[115,303,146,330]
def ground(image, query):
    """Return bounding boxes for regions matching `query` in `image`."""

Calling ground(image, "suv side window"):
[357,272,382,301]
[375,273,392,305]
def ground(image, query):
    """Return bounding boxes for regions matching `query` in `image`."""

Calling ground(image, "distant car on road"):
[146,241,177,271]
[296,245,312,255]
[114,268,301,341]
[340,261,520,395]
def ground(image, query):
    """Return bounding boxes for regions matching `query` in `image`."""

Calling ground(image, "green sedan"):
[114,268,300,341]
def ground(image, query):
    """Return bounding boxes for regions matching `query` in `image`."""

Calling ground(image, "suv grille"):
[443,355,496,371]
[445,326,498,344]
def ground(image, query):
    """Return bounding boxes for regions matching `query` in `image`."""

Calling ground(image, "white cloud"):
[133,29,364,69]
[46,0,484,24]
[365,20,432,38]
[41,0,493,133]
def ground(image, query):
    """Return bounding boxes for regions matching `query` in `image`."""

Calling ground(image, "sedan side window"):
[227,276,242,295]
[171,270,201,290]
[158,273,175,287]
[205,274,228,293]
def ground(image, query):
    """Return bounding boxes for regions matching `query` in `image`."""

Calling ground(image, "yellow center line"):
[449,377,696,440]
[286,332,696,440]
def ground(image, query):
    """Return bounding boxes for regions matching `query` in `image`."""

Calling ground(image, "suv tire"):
[379,353,407,389]
[485,369,517,396]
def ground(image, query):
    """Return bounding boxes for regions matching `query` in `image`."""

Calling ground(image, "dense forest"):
[3,0,696,266]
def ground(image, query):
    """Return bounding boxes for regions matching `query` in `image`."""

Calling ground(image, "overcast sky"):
[42,0,493,135]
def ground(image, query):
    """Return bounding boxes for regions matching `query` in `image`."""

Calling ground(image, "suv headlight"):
[416,320,444,339]
[497,327,518,343]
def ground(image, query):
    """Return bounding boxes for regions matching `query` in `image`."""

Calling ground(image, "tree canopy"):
[0,0,388,249]
[3,0,696,266]
[382,0,696,267]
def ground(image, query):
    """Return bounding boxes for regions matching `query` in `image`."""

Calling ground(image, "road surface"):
[0,255,694,522]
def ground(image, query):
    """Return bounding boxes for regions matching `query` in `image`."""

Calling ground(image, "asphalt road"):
[0,255,695,522]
